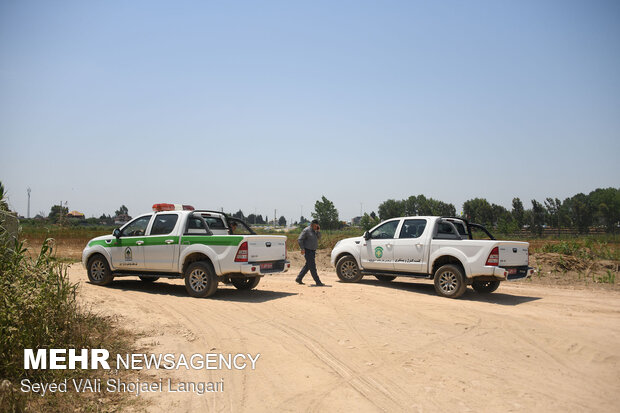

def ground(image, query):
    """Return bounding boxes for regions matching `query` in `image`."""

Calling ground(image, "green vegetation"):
[0,183,134,412]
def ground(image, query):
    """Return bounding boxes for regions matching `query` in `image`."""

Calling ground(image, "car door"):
[110,215,151,270]
[143,213,180,272]
[360,219,400,271]
[392,218,428,273]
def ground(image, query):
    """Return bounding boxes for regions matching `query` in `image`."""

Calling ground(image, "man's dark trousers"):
[296,249,321,284]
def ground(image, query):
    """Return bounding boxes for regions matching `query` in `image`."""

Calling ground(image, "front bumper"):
[239,260,290,276]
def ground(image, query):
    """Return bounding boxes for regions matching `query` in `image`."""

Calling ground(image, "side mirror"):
[113,228,121,239]
[363,231,370,240]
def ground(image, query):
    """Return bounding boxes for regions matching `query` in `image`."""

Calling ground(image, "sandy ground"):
[67,254,620,413]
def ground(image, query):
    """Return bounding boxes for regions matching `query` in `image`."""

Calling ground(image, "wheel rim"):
[91,261,105,281]
[189,269,209,292]
[340,260,358,279]
[438,271,458,293]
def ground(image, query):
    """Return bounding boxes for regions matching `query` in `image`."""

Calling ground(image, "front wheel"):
[184,261,218,298]
[87,255,114,286]
[336,255,363,283]
[472,280,500,293]
[231,277,260,290]
[433,264,467,298]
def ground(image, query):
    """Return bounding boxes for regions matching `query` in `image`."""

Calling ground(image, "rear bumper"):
[239,260,290,276]
[473,266,534,281]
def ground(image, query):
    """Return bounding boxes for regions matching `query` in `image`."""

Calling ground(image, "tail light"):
[486,247,499,266]
[235,242,248,262]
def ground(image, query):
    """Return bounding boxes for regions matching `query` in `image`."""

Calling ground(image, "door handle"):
[416,243,423,247]
[165,239,174,244]
[386,243,392,248]
[136,241,144,245]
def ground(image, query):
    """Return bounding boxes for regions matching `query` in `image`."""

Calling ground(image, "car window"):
[185,217,210,235]
[399,219,427,239]
[437,223,456,235]
[454,222,468,236]
[120,216,151,237]
[150,214,178,235]
[228,219,253,235]
[202,216,226,230]
[370,220,399,239]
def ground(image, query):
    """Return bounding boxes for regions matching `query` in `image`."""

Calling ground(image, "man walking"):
[296,219,324,286]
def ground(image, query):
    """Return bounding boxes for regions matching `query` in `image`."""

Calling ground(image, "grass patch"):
[0,235,137,412]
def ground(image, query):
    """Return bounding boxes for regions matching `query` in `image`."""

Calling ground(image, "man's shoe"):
[295,279,304,285]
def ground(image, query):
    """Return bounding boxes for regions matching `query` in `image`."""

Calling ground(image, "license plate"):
[507,268,517,275]
[260,263,273,270]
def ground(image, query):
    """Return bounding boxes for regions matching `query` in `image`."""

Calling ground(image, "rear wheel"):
[231,277,260,290]
[184,261,218,298]
[336,255,363,283]
[374,275,396,282]
[87,255,114,286]
[139,276,159,282]
[434,264,467,298]
[472,280,500,293]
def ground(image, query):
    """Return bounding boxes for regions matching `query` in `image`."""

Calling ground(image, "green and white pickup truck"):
[82,205,289,297]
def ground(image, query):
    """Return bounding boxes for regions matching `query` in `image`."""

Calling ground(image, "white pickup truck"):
[82,205,289,298]
[330,216,534,298]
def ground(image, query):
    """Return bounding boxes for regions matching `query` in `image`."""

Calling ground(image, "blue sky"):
[1,0,619,222]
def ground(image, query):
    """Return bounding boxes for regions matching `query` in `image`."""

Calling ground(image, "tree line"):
[369,187,620,234]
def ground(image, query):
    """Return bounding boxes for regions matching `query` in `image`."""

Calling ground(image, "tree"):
[278,216,287,226]
[589,187,620,233]
[115,205,129,216]
[312,196,340,230]
[232,210,245,220]
[360,212,380,231]
[0,182,8,212]
[544,198,562,235]
[48,204,68,224]
[378,199,405,220]
[512,198,525,228]
[463,198,494,226]
[566,193,592,234]
[530,200,546,236]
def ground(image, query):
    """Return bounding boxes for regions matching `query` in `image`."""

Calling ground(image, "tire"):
[139,276,159,282]
[472,280,500,293]
[374,275,396,282]
[336,255,363,283]
[184,261,218,298]
[231,276,260,290]
[87,255,114,286]
[433,264,467,299]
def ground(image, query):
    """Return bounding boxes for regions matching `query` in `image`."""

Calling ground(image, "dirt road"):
[68,259,620,412]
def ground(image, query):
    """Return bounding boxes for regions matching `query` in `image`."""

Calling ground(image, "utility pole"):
[274,209,277,226]
[27,187,31,218]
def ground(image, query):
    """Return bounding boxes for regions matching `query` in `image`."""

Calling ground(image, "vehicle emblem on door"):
[125,247,133,261]
[265,242,271,247]
[512,248,517,253]
[374,246,384,259]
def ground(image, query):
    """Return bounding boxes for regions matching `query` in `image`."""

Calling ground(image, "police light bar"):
[152,203,195,212]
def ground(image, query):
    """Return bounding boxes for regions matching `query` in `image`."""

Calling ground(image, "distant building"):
[67,210,85,219]
[351,216,362,226]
